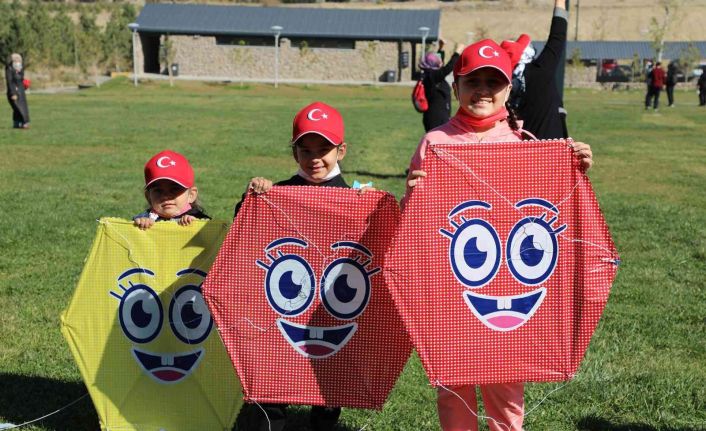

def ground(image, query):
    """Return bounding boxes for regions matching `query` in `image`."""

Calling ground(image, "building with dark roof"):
[534,40,706,62]
[133,3,441,83]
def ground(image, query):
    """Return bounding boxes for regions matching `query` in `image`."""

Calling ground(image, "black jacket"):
[422,53,460,132]
[5,64,25,98]
[666,64,678,87]
[233,174,349,218]
[516,13,568,140]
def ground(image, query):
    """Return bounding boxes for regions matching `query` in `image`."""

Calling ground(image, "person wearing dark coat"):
[698,72,706,106]
[501,0,569,140]
[419,42,464,132]
[645,62,665,110]
[5,53,30,129]
[666,61,678,107]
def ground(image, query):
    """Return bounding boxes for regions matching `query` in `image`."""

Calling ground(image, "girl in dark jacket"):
[419,42,464,132]
[5,53,30,129]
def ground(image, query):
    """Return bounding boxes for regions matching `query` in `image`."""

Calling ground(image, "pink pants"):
[437,383,524,431]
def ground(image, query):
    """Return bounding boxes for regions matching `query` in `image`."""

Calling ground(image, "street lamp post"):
[418,26,430,56]
[128,22,139,86]
[271,25,283,88]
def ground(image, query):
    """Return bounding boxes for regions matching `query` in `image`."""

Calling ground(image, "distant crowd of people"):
[644,60,706,110]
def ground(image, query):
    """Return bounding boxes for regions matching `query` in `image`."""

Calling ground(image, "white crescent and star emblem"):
[478,46,499,59]
[156,156,176,168]
[307,109,328,121]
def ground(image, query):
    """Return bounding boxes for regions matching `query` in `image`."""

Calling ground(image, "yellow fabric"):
[61,218,242,431]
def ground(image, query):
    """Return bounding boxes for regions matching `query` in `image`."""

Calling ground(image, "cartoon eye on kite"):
[320,242,380,320]
[257,238,316,317]
[506,198,567,285]
[169,269,213,345]
[440,201,501,289]
[113,268,163,344]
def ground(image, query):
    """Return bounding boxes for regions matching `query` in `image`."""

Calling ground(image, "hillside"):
[257,0,706,46]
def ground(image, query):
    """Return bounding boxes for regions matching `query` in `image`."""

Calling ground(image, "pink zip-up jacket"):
[401,116,526,210]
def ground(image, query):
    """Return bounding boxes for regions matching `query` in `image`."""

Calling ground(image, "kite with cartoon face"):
[203,187,412,408]
[61,218,242,430]
[384,141,619,385]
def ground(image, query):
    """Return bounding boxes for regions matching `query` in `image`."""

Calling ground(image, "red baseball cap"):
[500,34,532,68]
[291,101,344,146]
[144,150,194,189]
[453,39,513,83]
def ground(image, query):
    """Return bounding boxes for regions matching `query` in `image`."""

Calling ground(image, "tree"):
[3,1,32,67]
[678,43,702,83]
[78,12,103,87]
[49,9,77,67]
[631,52,642,82]
[648,0,681,62]
[160,35,176,87]
[24,0,54,67]
[0,2,16,62]
[102,4,136,72]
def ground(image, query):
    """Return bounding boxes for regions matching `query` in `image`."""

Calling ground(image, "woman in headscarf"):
[419,41,464,132]
[5,53,30,129]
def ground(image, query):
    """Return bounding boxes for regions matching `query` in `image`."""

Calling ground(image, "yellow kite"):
[61,218,242,431]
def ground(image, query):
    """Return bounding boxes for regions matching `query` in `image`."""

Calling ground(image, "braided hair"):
[505,101,520,132]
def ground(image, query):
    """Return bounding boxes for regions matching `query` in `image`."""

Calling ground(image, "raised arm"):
[533,0,568,70]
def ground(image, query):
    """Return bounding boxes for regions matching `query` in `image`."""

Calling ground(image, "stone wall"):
[136,33,417,82]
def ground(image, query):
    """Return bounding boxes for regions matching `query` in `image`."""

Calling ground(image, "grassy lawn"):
[0,78,704,430]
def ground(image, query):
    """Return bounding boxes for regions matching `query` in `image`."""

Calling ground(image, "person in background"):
[5,53,30,129]
[698,70,706,107]
[645,61,665,111]
[501,0,569,139]
[666,61,678,107]
[419,41,465,132]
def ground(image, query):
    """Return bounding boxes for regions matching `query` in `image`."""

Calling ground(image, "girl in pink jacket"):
[403,39,593,431]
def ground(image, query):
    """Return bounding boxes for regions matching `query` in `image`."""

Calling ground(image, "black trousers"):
[238,403,341,431]
[699,88,706,106]
[7,95,29,127]
[666,85,675,106]
[645,86,662,109]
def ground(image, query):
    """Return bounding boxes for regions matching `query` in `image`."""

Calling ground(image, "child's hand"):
[134,217,155,230]
[179,214,196,226]
[248,177,273,194]
[569,141,593,171]
[357,185,377,195]
[407,170,427,188]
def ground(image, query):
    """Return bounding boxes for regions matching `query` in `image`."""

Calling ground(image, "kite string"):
[257,194,331,262]
[431,146,618,261]
[1,393,89,430]
[431,142,584,214]
[244,399,373,431]
[100,219,147,275]
[434,380,569,431]
[256,192,375,290]
[249,399,273,431]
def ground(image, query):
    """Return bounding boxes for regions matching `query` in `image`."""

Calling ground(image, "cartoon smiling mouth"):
[276,319,357,359]
[463,287,546,332]
[131,347,205,383]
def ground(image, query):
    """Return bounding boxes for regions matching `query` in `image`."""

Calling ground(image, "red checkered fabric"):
[203,187,412,408]
[386,140,619,386]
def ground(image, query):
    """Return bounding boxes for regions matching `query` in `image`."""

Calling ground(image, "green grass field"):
[0,78,704,430]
